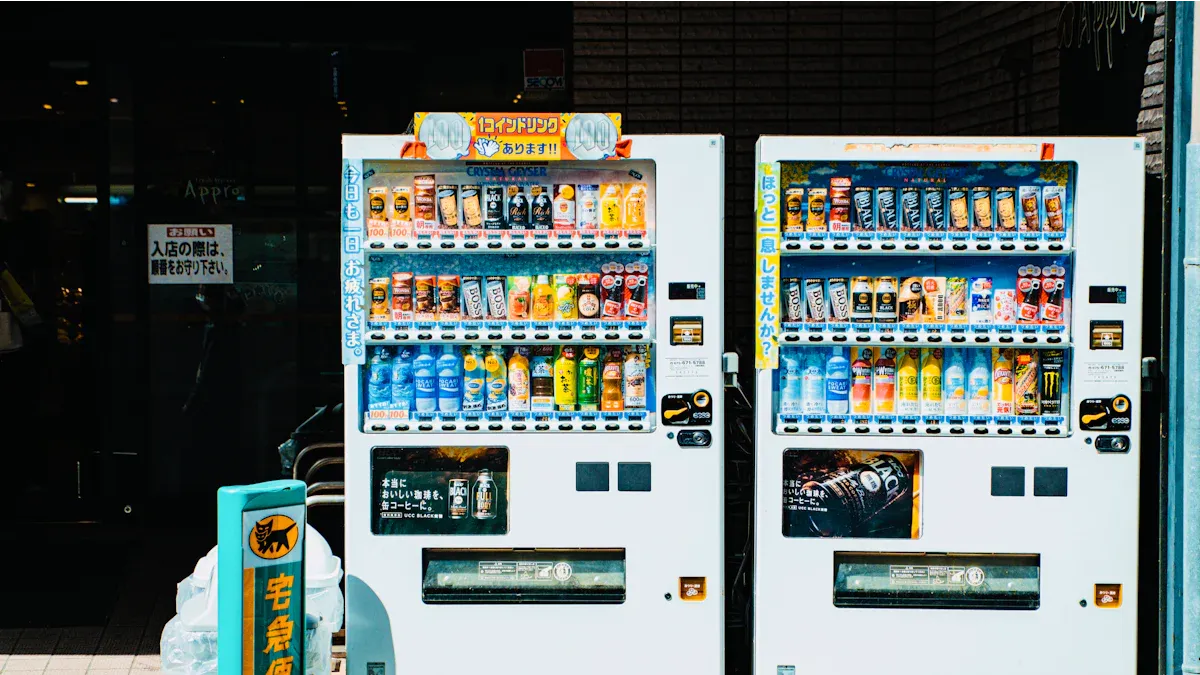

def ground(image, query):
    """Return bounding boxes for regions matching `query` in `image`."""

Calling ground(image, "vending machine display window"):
[783,449,921,539]
[421,548,626,604]
[371,446,509,536]
[832,552,1040,610]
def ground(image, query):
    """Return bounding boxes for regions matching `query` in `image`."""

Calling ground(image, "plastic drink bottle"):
[391,346,415,411]
[485,345,508,412]
[414,346,438,413]
[896,348,920,415]
[943,348,967,416]
[920,348,944,415]
[801,349,826,415]
[461,346,485,412]
[531,275,555,321]
[578,346,601,411]
[507,347,530,412]
[825,347,850,415]
[554,345,578,410]
[873,348,897,414]
[601,347,624,411]
[992,348,1014,415]
[623,347,646,409]
[967,349,991,415]
[530,347,555,412]
[850,348,873,414]
[368,347,391,410]
[779,348,804,415]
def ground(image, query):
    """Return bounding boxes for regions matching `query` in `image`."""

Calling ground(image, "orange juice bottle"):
[531,274,554,321]
[623,183,647,230]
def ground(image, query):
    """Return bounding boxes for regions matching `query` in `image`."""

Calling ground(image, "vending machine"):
[340,115,726,675]
[752,137,1144,675]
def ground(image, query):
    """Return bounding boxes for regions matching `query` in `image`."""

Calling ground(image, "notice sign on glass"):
[372,446,509,536]
[147,224,233,284]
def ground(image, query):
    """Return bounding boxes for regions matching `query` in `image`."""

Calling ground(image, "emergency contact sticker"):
[1083,361,1131,385]
[666,357,709,379]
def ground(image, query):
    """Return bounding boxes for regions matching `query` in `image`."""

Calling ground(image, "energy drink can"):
[437,184,460,229]
[553,184,576,231]
[922,277,946,323]
[484,185,507,229]
[783,277,805,323]
[898,277,924,324]
[390,186,414,239]
[577,272,601,320]
[851,276,874,323]
[437,275,461,320]
[830,178,852,233]
[874,277,898,323]
[900,187,923,232]
[414,275,438,321]
[924,187,946,231]
[624,266,648,320]
[853,187,876,232]
[460,184,483,228]
[462,276,486,321]
[804,278,827,323]
[507,186,530,228]
[368,187,388,221]
[554,274,578,320]
[507,276,530,320]
[946,277,968,324]
[413,175,437,227]
[1039,349,1065,415]
[993,289,1017,324]
[448,479,469,519]
[995,187,1017,234]
[828,277,851,322]
[968,277,993,325]
[485,276,507,320]
[1016,266,1042,324]
[947,187,970,232]
[784,184,805,234]
[1014,349,1040,416]
[1044,186,1066,232]
[369,277,389,323]
[1019,186,1041,232]
[876,187,898,234]
[600,263,625,319]
[530,185,553,230]
[576,184,600,230]
[806,188,828,232]
[971,186,993,232]
[391,271,413,322]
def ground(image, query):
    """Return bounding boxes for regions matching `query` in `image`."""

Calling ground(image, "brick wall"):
[1139,1,1167,174]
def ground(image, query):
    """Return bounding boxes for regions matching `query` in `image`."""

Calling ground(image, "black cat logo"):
[249,515,298,560]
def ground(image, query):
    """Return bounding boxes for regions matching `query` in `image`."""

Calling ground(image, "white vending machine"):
[339,116,726,675]
[752,137,1144,675]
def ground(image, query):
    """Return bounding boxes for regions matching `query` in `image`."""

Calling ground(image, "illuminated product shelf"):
[365,232,651,253]
[364,410,656,434]
[779,237,1070,255]
[774,414,1067,437]
[780,323,1069,347]
[366,321,652,345]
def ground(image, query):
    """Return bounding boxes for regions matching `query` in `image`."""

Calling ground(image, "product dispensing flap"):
[832,552,1040,610]
[422,548,626,604]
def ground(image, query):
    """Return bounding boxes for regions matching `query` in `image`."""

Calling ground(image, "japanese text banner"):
[414,112,622,161]
[755,162,782,370]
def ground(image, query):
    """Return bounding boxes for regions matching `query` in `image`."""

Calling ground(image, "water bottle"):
[801,349,826,415]
[391,346,415,412]
[367,347,392,410]
[461,346,486,412]
[943,348,967,416]
[778,348,804,415]
[967,349,991,416]
[825,347,850,415]
[414,346,438,413]
[437,346,463,413]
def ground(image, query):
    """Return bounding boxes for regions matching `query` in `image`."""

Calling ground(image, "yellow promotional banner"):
[414,112,622,162]
[755,162,782,370]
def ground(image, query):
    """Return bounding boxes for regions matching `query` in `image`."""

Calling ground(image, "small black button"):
[950,427,964,435]
[512,241,526,249]
[1046,427,1061,435]
[465,241,479,249]
[974,427,988,435]
[512,423,527,431]
[904,243,919,251]
[558,333,572,340]
[394,242,407,249]
[807,425,823,433]
[833,242,848,251]
[370,242,384,249]
[618,462,652,492]
[976,243,992,251]
[535,423,550,431]
[854,426,870,434]
[1049,243,1064,251]
[576,462,610,492]
[1022,427,1036,435]
[881,242,896,251]
[809,335,824,342]
[1033,467,1068,496]
[999,336,1014,343]
[927,427,941,434]
[785,334,800,342]
[419,424,433,431]
[441,333,455,341]
[465,333,479,340]
[583,423,597,431]
[991,467,1025,496]
[629,423,644,431]
[441,424,456,431]
[1025,243,1039,251]
[953,243,968,251]
[465,423,480,431]
[856,334,871,342]
[904,335,918,342]
[1023,335,1036,343]
[535,332,550,340]
[582,241,596,249]
[582,333,597,340]
[629,332,644,340]
[488,424,502,431]
[629,240,644,249]
[951,335,966,343]
[512,332,526,340]
[369,332,385,340]
[440,242,455,249]
[997,427,1013,435]
[418,242,432,249]
[929,243,944,251]
[605,241,619,249]
[605,423,620,431]
[880,334,895,342]
[928,335,942,343]
[487,241,502,249]
[902,426,917,434]
[787,242,802,251]
[605,332,620,340]
[832,334,847,342]
[559,423,573,431]
[857,242,872,251]
[878,426,894,434]
[1001,243,1016,251]
[395,424,409,432]
[832,426,846,433]
[1048,335,1062,344]
[535,241,550,249]
[558,241,572,249]
[810,242,825,251]
[370,424,386,432]
[395,333,408,341]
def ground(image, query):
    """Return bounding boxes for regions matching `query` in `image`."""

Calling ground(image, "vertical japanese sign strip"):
[755,162,782,370]
[341,159,366,366]
[242,504,305,675]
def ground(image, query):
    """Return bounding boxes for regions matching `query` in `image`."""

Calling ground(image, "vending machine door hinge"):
[1141,357,1159,392]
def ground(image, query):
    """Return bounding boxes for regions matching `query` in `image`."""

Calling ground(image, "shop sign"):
[755,162,782,370]
[147,224,233,284]
[414,112,621,162]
